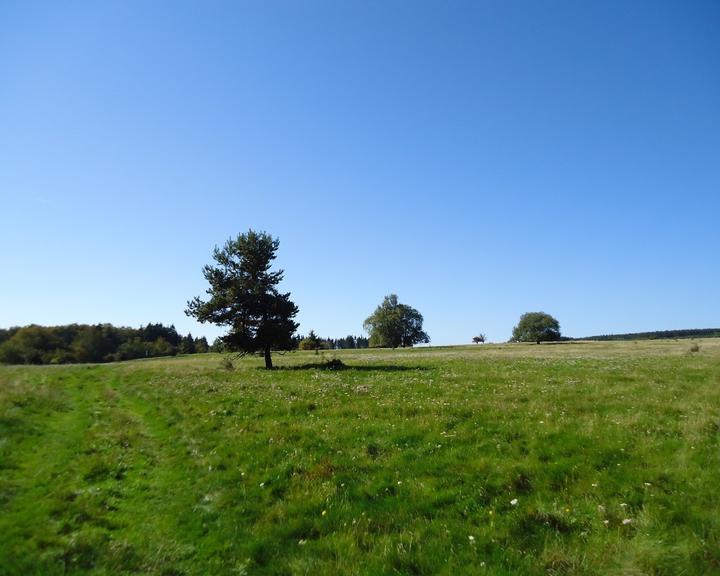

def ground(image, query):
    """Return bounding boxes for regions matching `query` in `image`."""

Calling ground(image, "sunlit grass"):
[1,339,719,574]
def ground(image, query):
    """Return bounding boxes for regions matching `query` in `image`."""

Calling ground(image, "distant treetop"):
[364,294,429,348]
[511,312,561,344]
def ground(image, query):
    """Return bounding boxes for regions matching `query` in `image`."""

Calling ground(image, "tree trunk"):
[264,346,273,369]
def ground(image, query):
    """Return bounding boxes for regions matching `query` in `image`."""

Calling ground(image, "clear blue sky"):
[1,1,718,344]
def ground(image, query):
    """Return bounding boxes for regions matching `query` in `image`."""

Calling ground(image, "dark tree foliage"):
[72,324,121,363]
[210,337,225,352]
[363,294,429,348]
[0,327,20,346]
[179,333,196,354]
[194,336,210,353]
[140,323,181,346]
[511,312,561,343]
[331,334,370,349]
[186,230,299,369]
[0,325,63,364]
[574,328,720,341]
[114,339,150,361]
[298,330,328,351]
[0,323,191,365]
[292,334,369,350]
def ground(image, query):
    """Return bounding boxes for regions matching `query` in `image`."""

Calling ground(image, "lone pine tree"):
[186,230,299,369]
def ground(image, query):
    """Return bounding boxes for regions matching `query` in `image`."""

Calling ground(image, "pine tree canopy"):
[185,230,299,369]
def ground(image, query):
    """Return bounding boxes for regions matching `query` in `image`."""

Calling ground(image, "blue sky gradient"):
[1,1,718,344]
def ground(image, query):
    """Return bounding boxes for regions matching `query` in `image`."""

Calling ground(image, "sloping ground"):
[1,340,719,575]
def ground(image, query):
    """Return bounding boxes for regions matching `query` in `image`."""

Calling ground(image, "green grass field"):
[1,339,719,575]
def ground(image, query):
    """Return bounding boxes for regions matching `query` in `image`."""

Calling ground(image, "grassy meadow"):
[1,339,719,575]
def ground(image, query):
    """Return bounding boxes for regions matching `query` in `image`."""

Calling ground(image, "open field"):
[1,339,719,575]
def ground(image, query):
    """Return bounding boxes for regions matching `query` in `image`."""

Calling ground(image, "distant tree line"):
[574,328,720,341]
[0,323,209,365]
[0,319,373,365]
[294,331,369,351]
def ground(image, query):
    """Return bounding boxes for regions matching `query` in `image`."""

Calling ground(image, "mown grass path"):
[1,340,719,575]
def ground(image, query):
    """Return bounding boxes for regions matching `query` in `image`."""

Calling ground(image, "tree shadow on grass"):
[268,359,427,372]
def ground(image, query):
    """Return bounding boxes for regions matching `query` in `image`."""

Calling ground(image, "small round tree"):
[363,294,429,348]
[511,312,560,344]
